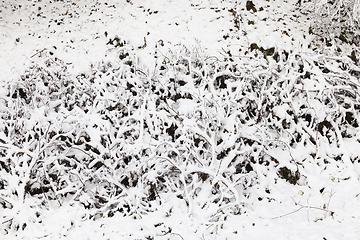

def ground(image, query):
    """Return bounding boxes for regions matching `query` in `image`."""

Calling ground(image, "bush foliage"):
[1,40,360,233]
[305,0,360,46]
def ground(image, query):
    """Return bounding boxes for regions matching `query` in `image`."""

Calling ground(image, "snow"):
[1,0,360,239]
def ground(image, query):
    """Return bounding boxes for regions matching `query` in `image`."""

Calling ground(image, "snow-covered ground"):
[0,0,315,81]
[1,0,360,239]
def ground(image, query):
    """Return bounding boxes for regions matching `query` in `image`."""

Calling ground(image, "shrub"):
[305,0,360,45]
[1,41,360,234]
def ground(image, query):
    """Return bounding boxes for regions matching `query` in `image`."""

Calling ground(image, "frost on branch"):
[1,44,360,233]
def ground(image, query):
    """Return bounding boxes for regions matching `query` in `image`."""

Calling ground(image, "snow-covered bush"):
[1,40,360,235]
[305,0,360,45]
[0,47,245,233]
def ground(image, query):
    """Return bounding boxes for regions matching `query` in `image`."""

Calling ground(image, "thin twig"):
[30,48,47,58]
[271,199,334,219]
